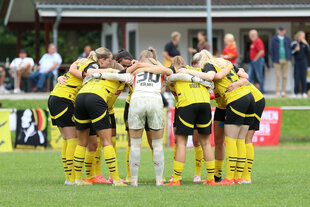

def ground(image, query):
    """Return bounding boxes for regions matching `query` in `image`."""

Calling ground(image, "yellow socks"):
[104,145,120,182]
[235,139,246,180]
[173,144,177,160]
[126,146,131,178]
[194,146,203,176]
[242,143,254,181]
[85,151,95,180]
[93,138,102,176]
[225,136,237,180]
[173,160,184,182]
[74,145,86,180]
[61,139,69,181]
[215,160,224,178]
[112,136,116,152]
[66,138,78,183]
[205,160,215,181]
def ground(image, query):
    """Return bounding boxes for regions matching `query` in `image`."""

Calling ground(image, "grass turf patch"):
[0,147,309,206]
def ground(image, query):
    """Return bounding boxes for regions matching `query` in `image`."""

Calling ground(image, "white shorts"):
[128,95,164,130]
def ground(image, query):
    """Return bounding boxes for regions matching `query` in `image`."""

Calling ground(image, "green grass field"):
[0,147,309,206]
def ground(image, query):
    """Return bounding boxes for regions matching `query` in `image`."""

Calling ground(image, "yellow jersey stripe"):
[178,116,194,128]
[230,106,254,118]
[74,116,91,123]
[196,119,212,128]
[50,107,68,119]
[254,113,261,121]
[92,110,107,123]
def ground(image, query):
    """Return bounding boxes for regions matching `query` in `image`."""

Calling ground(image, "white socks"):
[152,138,164,181]
[129,138,142,181]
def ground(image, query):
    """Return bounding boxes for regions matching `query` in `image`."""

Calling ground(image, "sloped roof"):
[33,0,310,6]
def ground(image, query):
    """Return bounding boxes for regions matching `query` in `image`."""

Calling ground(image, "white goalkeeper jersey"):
[131,72,165,98]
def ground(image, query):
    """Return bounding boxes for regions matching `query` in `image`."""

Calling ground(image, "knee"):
[88,141,98,151]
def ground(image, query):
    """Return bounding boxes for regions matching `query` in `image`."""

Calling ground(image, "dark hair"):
[198,31,208,41]
[115,49,134,63]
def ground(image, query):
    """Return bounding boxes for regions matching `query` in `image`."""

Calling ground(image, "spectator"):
[188,31,210,54]
[29,44,62,92]
[0,66,9,93]
[10,49,34,93]
[78,45,92,59]
[222,33,238,65]
[270,25,292,98]
[248,29,265,94]
[291,31,309,98]
[163,32,181,67]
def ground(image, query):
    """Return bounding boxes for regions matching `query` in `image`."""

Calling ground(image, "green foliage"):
[0,147,309,206]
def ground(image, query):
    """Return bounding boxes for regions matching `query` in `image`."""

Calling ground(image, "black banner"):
[15,109,48,149]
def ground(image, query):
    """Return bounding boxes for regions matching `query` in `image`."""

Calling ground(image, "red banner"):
[169,107,282,146]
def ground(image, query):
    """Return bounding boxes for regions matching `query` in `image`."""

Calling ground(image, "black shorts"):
[225,93,255,126]
[74,93,111,131]
[249,98,265,131]
[124,102,149,131]
[173,108,178,128]
[175,103,212,136]
[48,95,75,127]
[109,113,116,129]
[214,107,226,122]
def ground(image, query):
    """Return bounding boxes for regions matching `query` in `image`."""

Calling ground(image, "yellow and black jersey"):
[233,65,264,103]
[214,88,227,110]
[50,60,99,102]
[125,84,133,104]
[203,63,250,105]
[170,65,210,108]
[168,84,179,108]
[107,84,126,114]
[78,77,124,104]
[248,84,264,102]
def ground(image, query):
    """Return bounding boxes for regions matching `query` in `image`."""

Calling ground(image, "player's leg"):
[48,95,77,185]
[150,129,164,186]
[234,125,249,184]
[167,105,195,186]
[147,96,165,186]
[199,134,216,185]
[129,129,143,186]
[193,129,203,182]
[128,97,146,186]
[242,98,265,184]
[213,108,226,182]
[124,102,131,182]
[74,128,91,185]
[195,103,215,185]
[84,134,100,183]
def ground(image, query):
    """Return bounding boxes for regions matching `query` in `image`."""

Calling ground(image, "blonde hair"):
[295,31,305,41]
[139,47,158,64]
[193,49,230,70]
[87,47,112,62]
[109,60,124,71]
[171,32,181,41]
[225,33,235,43]
[171,56,186,70]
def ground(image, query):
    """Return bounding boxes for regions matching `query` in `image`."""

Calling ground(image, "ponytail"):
[87,47,112,62]
[139,47,158,61]
[171,56,186,70]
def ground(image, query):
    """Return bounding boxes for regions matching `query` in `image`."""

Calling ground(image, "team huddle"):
[48,46,265,186]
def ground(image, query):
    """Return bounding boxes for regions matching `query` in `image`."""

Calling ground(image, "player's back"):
[131,71,164,99]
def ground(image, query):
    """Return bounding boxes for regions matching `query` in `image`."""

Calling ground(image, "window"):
[105,35,112,51]
[129,31,136,59]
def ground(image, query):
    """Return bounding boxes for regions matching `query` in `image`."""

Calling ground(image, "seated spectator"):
[29,44,62,92]
[78,45,92,59]
[10,49,34,93]
[0,66,9,93]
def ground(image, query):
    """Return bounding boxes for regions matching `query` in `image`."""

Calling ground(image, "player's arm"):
[133,66,173,76]
[87,68,119,75]
[226,78,249,92]
[126,62,154,73]
[167,73,213,89]
[88,72,134,85]
[213,66,231,81]
[177,67,215,82]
